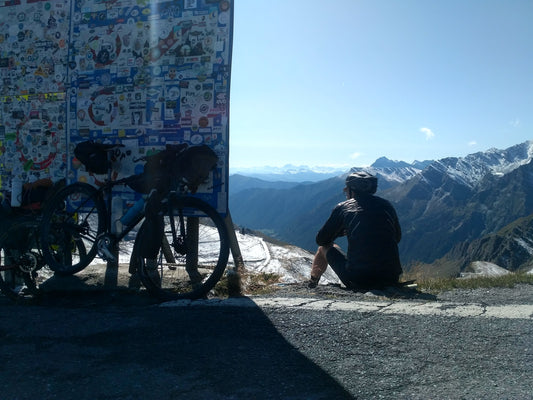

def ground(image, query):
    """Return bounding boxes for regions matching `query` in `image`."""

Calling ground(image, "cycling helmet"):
[345,171,377,194]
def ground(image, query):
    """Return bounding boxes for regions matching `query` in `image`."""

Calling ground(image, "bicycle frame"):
[96,179,194,263]
[95,177,147,251]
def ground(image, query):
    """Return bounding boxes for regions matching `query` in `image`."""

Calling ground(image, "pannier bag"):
[126,144,218,194]
[74,140,112,174]
[177,145,218,193]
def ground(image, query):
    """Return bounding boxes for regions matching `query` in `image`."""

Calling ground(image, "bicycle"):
[131,192,230,301]
[39,141,230,300]
[0,180,83,302]
[0,216,47,302]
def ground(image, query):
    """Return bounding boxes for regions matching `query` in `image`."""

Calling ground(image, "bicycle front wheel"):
[40,182,106,275]
[132,196,229,301]
[0,219,51,302]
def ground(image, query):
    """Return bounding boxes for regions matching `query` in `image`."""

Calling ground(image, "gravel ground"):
[256,281,533,306]
[1,279,531,400]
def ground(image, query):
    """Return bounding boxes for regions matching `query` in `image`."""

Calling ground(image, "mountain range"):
[229,165,349,183]
[229,140,533,276]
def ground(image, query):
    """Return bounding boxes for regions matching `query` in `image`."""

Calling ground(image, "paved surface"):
[1,276,532,399]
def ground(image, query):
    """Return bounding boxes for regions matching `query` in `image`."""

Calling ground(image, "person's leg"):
[310,245,329,277]
[325,246,355,288]
[308,245,330,288]
[309,244,352,288]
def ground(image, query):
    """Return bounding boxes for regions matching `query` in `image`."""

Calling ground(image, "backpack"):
[74,141,112,174]
[126,144,188,194]
[126,144,218,194]
[176,145,218,193]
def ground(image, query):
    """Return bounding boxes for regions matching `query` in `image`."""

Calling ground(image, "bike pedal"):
[97,244,118,263]
[97,235,117,263]
[98,248,117,263]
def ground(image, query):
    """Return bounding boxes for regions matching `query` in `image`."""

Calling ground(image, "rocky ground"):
[264,280,533,305]
[1,266,532,399]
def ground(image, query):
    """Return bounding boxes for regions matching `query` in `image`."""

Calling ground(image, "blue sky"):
[228,0,532,169]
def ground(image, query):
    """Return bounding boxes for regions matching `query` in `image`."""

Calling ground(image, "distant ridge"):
[371,156,430,169]
[230,165,349,184]
[229,140,533,276]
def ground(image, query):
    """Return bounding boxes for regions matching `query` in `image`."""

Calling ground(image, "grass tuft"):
[214,270,283,297]
[414,272,533,292]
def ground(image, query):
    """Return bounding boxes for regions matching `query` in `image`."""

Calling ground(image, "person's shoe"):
[307,276,319,289]
[145,259,161,288]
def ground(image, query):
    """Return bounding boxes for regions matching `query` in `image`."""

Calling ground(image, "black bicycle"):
[0,217,46,302]
[131,193,230,301]
[0,181,83,302]
[39,141,230,300]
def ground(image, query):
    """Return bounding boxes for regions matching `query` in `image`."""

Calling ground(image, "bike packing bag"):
[126,144,217,194]
[74,141,111,174]
[176,145,218,193]
[126,143,189,194]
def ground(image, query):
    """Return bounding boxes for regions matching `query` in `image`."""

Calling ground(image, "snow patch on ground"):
[228,230,340,285]
[115,229,530,281]
[113,228,339,285]
[460,261,511,279]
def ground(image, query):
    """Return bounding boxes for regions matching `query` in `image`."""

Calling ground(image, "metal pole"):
[224,210,244,297]
[104,167,118,288]
[185,216,199,278]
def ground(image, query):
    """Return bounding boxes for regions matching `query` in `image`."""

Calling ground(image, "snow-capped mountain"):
[350,157,432,187]
[385,140,533,268]
[420,140,533,188]
[230,164,349,183]
[230,157,430,195]
[229,140,533,274]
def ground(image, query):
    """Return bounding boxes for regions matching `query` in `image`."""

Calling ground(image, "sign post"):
[0,0,243,292]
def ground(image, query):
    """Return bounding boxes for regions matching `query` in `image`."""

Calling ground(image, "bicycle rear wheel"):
[132,196,229,301]
[0,219,50,302]
[40,182,106,275]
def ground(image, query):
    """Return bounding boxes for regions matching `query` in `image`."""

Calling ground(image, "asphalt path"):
[1,281,532,400]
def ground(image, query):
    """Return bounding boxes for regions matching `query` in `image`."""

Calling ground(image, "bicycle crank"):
[173,236,188,255]
[96,234,118,263]
[18,251,40,273]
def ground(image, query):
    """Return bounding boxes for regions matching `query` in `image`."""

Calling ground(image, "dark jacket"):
[316,194,402,281]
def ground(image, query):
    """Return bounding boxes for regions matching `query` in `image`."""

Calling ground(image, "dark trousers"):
[326,247,399,290]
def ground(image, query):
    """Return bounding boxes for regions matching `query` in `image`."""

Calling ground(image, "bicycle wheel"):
[133,196,229,301]
[40,182,106,275]
[0,219,50,302]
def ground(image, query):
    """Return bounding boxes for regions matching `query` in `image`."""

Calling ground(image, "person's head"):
[344,171,377,198]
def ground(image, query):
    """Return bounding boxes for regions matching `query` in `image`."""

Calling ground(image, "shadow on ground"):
[0,290,353,400]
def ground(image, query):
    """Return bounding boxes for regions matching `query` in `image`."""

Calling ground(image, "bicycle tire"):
[39,182,106,275]
[0,219,50,302]
[132,196,229,301]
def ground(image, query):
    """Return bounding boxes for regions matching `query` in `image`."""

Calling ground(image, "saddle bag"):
[126,144,218,194]
[74,141,111,174]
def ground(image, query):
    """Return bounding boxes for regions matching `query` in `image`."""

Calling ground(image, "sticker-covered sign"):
[0,0,232,214]
[0,0,70,190]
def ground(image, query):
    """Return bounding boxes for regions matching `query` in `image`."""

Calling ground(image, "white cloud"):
[350,152,362,159]
[510,118,520,128]
[468,140,477,146]
[420,127,435,140]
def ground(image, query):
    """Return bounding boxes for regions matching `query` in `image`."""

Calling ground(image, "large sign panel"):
[0,0,232,214]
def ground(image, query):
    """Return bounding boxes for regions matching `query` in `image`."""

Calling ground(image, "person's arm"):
[385,202,402,243]
[316,205,345,246]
